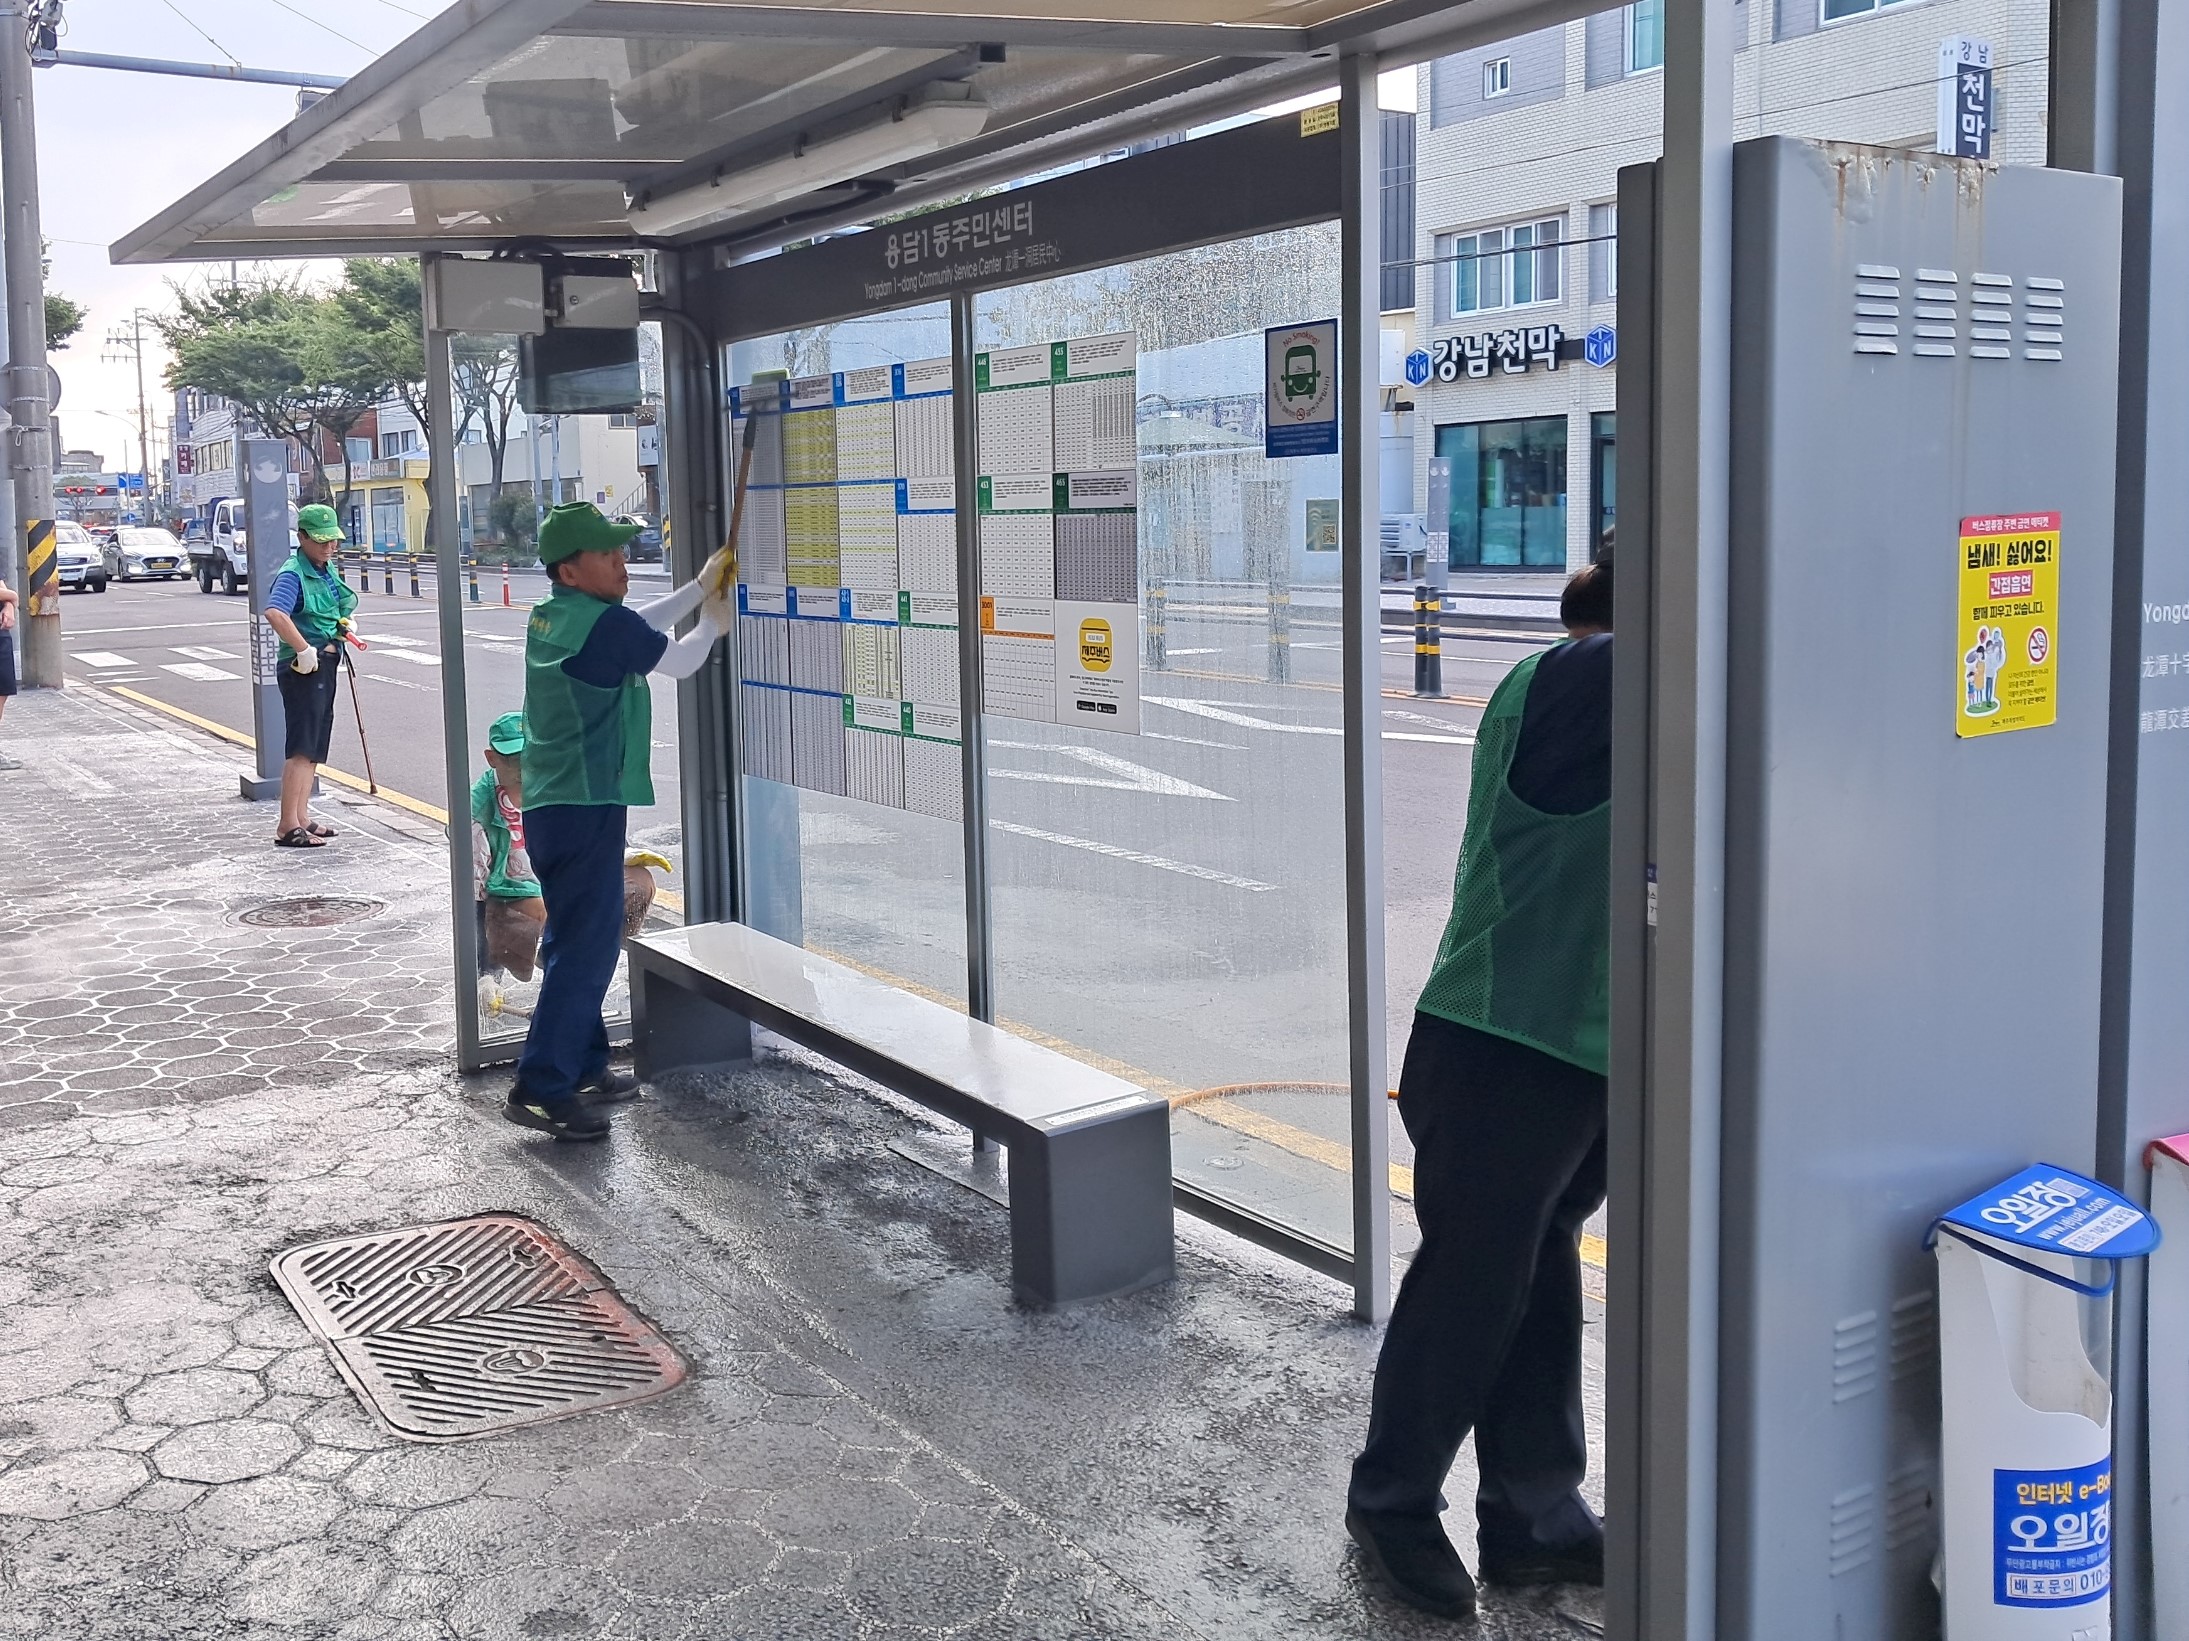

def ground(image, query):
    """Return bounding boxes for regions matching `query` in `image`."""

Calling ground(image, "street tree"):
[335,257,429,440]
[454,334,521,520]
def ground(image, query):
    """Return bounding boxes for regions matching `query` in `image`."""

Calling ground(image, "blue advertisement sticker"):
[1995,1457,2110,1607]
[1938,1165,2158,1262]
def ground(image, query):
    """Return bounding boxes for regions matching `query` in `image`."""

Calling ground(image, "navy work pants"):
[1349,1012,1607,1561]
[515,803,625,1103]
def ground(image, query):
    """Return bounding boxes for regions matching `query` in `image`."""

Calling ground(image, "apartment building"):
[1410,0,2049,572]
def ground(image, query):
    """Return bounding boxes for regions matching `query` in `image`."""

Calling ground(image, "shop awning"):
[114,0,1592,265]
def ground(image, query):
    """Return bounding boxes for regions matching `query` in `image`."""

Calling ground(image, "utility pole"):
[0,0,58,685]
[103,311,155,522]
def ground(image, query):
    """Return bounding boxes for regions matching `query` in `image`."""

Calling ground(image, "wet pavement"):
[0,685,1605,1639]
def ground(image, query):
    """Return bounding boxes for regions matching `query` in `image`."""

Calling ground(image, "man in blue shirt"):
[506,501,730,1141]
[262,504,359,848]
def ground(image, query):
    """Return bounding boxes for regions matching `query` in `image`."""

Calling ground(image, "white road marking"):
[1164,647,1221,656]
[371,634,428,648]
[1383,708,1476,731]
[1145,697,1342,736]
[1142,730,1249,751]
[989,820,1277,891]
[74,651,134,668]
[1383,731,1474,744]
[171,644,237,661]
[374,648,442,666]
[988,741,1232,801]
[162,661,239,682]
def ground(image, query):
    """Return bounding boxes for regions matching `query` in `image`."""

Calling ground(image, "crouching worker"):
[507,503,732,1141]
[473,711,547,993]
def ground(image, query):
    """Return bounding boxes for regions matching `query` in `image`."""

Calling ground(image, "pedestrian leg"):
[1473,1119,1608,1563]
[516,806,627,1104]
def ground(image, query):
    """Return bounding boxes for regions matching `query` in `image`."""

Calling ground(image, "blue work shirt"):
[561,603,668,688]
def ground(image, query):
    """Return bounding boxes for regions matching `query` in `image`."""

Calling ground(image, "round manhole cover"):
[234,896,385,929]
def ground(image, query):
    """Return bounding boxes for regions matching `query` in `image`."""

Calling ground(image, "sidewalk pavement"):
[0,685,1605,1640]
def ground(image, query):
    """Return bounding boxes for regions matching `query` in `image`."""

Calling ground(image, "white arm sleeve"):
[650,606,723,680]
[628,576,708,632]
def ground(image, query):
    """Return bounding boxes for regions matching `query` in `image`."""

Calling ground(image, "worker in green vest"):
[508,502,731,1141]
[1347,560,1613,1621]
[263,503,360,849]
[472,710,546,986]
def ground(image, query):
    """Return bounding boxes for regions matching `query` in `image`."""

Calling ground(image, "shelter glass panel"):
[974,226,1355,1254]
[726,306,969,1007]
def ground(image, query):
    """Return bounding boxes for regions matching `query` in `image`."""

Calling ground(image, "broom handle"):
[715,412,760,595]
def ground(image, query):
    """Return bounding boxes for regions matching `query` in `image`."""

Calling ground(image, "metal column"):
[0,0,57,686]
[1603,0,1736,1634]
[950,292,999,1153]
[1338,54,1391,1324]
[2073,0,2189,1629]
[654,258,734,927]
[422,259,487,1073]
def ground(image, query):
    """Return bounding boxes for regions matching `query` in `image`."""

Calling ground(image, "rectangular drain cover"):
[271,1213,686,1442]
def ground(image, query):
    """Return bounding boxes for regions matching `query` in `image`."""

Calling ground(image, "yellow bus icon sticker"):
[1078,616,1113,674]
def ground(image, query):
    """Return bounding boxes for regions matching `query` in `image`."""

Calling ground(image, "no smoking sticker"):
[1958,511,2059,738]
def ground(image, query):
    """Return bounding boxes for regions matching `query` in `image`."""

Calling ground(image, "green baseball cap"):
[486,712,527,755]
[537,501,641,565]
[297,503,345,543]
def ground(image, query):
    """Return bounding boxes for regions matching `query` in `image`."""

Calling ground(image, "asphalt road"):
[49,568,1552,1256]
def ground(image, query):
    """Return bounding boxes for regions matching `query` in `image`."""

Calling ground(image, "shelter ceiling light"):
[628,82,990,237]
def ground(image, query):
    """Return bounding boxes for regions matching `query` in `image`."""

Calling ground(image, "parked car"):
[617,514,664,563]
[55,521,108,593]
[105,526,189,582]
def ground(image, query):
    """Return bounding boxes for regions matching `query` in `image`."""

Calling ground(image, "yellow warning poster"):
[1957,511,2059,738]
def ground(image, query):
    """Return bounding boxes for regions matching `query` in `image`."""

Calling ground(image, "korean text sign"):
[1958,512,2059,737]
[1994,1458,2109,1607]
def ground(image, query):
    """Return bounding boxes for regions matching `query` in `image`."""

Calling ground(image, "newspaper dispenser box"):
[2148,1134,2189,1637]
[1928,1166,2159,1638]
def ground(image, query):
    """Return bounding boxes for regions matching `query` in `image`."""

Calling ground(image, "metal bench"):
[626,922,1175,1308]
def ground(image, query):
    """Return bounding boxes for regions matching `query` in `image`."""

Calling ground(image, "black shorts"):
[276,650,341,762]
[0,628,16,698]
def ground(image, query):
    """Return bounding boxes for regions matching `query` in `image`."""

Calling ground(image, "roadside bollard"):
[1145,580,1167,671]
[382,555,395,596]
[466,554,481,604]
[501,561,512,608]
[1414,583,1445,698]
[1929,1167,2159,1638]
[1266,581,1291,684]
[408,553,422,599]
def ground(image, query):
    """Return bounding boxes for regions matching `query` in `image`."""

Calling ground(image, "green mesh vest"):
[521,587,654,810]
[274,549,358,663]
[1414,647,1610,1075]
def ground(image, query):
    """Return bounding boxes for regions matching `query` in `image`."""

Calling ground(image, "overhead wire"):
[260,0,373,54]
[157,0,241,64]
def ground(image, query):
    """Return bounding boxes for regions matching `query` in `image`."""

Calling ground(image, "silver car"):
[54,521,107,593]
[104,526,188,582]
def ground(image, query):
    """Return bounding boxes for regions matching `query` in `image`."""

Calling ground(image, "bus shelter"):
[116,0,2189,1636]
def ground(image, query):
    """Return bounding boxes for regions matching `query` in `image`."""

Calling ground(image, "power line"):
[261,0,372,54]
[157,0,240,65]
[354,0,429,20]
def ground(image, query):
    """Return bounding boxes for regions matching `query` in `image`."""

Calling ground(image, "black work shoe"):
[1479,1533,1605,1588]
[1347,1507,1478,1620]
[503,1091,611,1142]
[575,1068,642,1105]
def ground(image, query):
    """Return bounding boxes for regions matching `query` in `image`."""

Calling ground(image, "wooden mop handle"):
[714,412,760,596]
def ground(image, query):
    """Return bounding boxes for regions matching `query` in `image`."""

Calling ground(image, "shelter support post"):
[423,257,487,1074]
[2068,0,2189,1630]
[951,291,1001,1156]
[1603,0,1735,1634]
[1339,53,1392,1324]
[655,259,735,927]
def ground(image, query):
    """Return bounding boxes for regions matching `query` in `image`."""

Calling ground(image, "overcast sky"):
[39,0,452,470]
[38,2,1399,474]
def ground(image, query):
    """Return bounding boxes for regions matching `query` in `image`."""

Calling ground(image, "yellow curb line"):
[104,683,449,825]
[101,681,1605,1276]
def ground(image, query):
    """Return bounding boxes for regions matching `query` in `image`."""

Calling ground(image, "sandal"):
[275,828,327,848]
[304,821,337,839]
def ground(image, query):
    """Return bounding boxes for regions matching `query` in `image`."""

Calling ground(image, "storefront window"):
[1436,415,1568,568]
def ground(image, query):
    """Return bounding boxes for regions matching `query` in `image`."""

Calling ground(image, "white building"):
[1410,0,2048,571]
